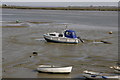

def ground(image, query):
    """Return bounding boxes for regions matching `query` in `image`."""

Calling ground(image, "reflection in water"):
[37,72,72,78]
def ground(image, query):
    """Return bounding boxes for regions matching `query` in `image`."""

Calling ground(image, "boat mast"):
[61,25,68,37]
[65,25,68,30]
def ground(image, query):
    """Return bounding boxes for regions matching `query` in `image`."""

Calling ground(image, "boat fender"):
[109,31,113,34]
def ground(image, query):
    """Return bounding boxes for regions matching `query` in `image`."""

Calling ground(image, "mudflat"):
[2,9,118,78]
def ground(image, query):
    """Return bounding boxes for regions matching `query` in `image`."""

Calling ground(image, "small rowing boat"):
[37,65,72,73]
[83,70,119,79]
[83,74,119,79]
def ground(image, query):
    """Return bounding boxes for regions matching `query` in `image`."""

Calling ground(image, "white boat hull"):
[37,65,72,73]
[44,35,80,44]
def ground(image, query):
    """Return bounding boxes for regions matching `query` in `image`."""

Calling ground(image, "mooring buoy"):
[109,31,113,34]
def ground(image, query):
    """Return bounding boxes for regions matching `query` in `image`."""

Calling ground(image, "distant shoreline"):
[1,5,119,11]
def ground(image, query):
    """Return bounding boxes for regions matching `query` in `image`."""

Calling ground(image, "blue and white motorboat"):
[43,29,83,44]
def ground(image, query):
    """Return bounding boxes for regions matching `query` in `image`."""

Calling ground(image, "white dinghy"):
[83,70,119,79]
[37,65,72,73]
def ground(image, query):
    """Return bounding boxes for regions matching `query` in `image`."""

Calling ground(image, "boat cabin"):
[64,30,77,39]
[48,30,77,39]
[48,32,63,37]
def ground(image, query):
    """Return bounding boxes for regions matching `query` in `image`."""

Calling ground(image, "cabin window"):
[72,32,76,35]
[59,34,63,37]
[49,34,56,36]
[65,32,71,35]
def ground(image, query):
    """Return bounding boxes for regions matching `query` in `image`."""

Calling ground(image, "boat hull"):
[83,74,119,80]
[37,65,72,74]
[83,70,119,80]
[44,35,80,44]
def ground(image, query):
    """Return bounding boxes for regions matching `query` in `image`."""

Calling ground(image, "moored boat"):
[43,29,84,44]
[83,74,119,79]
[83,70,119,79]
[37,65,73,73]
